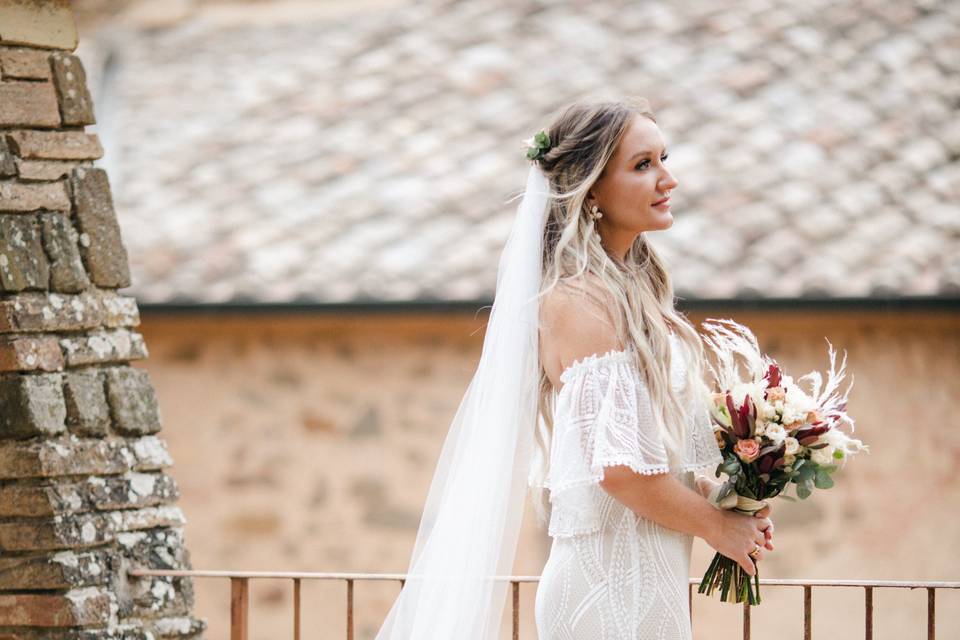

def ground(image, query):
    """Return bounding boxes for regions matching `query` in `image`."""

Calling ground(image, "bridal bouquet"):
[696,319,868,605]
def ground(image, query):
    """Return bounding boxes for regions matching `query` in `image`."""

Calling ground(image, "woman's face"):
[588,115,679,240]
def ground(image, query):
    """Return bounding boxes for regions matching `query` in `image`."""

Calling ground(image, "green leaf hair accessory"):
[523,129,551,161]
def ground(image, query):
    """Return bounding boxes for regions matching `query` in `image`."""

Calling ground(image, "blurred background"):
[68,0,959,638]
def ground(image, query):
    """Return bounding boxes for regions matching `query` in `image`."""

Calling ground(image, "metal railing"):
[127,569,958,639]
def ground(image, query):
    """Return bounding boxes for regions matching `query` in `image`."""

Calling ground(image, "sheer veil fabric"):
[375,165,551,639]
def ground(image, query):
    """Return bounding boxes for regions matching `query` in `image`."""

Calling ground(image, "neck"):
[598,228,636,262]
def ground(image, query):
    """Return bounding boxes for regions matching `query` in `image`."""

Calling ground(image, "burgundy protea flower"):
[795,424,831,446]
[725,392,757,440]
[764,362,782,388]
[756,442,787,475]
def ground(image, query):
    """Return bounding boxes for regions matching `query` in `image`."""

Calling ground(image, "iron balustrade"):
[126,569,959,639]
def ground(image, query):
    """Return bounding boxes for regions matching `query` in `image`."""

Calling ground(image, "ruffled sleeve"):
[543,340,724,538]
[545,350,672,537]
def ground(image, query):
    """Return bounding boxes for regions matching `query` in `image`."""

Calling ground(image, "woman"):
[530,98,774,638]
[374,96,774,639]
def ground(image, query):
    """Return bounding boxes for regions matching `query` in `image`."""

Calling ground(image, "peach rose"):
[733,438,761,463]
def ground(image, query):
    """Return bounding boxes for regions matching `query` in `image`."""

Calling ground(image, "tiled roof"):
[79,0,960,304]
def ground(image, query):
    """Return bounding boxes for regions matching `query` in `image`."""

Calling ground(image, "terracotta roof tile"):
[74,0,959,304]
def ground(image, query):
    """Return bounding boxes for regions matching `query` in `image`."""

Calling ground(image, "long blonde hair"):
[528,97,713,528]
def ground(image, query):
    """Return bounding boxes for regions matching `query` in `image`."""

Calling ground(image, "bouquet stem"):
[697,552,761,605]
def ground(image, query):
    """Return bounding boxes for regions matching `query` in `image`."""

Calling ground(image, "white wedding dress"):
[535,333,723,639]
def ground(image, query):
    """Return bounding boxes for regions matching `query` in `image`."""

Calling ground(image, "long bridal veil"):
[375,165,551,639]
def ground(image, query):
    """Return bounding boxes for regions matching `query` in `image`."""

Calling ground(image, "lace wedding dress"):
[535,333,723,639]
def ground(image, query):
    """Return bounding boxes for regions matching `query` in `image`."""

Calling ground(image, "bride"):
[375,97,774,639]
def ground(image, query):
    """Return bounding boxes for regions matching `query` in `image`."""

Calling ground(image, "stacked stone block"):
[0,9,206,639]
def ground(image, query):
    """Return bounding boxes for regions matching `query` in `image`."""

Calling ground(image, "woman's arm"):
[600,466,722,541]
[600,465,773,574]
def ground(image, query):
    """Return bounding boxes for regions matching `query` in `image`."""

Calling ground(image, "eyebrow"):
[629,147,668,161]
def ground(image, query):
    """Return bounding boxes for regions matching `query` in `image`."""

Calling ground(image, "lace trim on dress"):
[558,348,633,385]
[556,333,681,386]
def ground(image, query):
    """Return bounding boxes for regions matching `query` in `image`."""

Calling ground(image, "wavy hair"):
[527,97,714,528]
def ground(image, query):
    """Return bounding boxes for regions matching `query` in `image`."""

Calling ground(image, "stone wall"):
[0,4,205,638]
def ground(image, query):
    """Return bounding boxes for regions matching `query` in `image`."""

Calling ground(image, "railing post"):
[742,601,751,640]
[231,577,249,640]
[293,578,301,640]
[346,578,355,640]
[864,586,872,640]
[803,584,812,640]
[927,587,935,640]
[512,580,520,640]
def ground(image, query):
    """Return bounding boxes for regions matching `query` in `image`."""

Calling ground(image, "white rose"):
[780,408,798,425]
[811,446,836,466]
[784,437,800,455]
[765,424,787,445]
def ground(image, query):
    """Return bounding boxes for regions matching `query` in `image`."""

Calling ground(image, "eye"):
[635,154,669,170]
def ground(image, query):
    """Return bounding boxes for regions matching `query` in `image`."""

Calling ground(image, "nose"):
[661,170,679,192]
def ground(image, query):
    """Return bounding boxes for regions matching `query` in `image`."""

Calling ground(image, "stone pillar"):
[0,2,206,637]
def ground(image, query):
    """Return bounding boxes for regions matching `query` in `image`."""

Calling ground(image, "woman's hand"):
[696,475,775,551]
[707,509,772,576]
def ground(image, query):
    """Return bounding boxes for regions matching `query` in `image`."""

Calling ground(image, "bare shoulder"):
[540,275,622,389]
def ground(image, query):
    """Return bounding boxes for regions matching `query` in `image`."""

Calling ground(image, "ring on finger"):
[749,543,761,559]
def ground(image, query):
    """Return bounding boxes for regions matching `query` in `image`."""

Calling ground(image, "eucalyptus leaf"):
[814,468,835,489]
[794,465,815,484]
[721,461,741,476]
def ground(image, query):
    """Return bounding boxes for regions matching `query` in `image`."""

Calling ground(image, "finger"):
[740,557,756,576]
[754,507,769,518]
[765,540,774,551]
[695,477,711,498]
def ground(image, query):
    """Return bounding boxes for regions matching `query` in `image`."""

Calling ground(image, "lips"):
[652,196,670,206]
